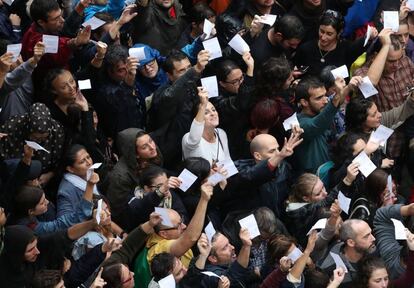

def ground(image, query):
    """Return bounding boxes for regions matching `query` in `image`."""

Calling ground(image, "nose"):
[35,247,40,255]
[371,234,376,242]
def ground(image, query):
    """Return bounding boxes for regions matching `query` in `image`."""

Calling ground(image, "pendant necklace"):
[318,47,332,63]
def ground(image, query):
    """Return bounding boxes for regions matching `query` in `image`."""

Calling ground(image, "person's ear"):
[346,238,355,248]
[143,185,152,193]
[28,208,35,216]
[208,255,217,264]
[274,32,283,41]
[253,151,262,161]
[66,165,75,174]
[37,19,47,30]
[299,98,308,108]
[166,72,174,82]
[158,230,167,238]
[302,195,310,202]
[218,80,226,88]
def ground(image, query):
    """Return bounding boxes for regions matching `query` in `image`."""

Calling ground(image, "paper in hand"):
[42,35,59,54]
[203,18,215,39]
[370,125,394,146]
[202,37,222,60]
[7,44,22,62]
[201,271,221,278]
[364,25,372,47]
[155,207,174,227]
[408,0,414,10]
[178,169,198,192]
[383,11,399,32]
[330,252,348,272]
[228,34,250,55]
[283,113,300,131]
[158,274,175,288]
[207,172,226,186]
[78,79,91,90]
[96,199,103,224]
[216,159,238,178]
[287,247,303,263]
[2,0,14,5]
[331,65,349,79]
[25,140,50,153]
[391,218,407,240]
[201,76,219,98]
[87,162,102,181]
[307,218,327,235]
[387,175,393,195]
[259,14,277,26]
[129,47,146,61]
[338,191,351,214]
[82,16,106,30]
[359,76,378,98]
[205,221,216,243]
[352,151,377,177]
[238,214,260,239]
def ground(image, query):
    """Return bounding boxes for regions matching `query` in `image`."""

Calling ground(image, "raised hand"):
[197,233,212,256]
[345,162,359,183]
[239,227,252,247]
[90,267,107,288]
[87,172,100,185]
[195,50,210,73]
[200,182,213,201]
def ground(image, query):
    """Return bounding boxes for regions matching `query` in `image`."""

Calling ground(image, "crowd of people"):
[0,0,414,287]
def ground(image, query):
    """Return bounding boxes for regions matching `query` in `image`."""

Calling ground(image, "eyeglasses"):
[139,59,156,70]
[224,74,244,86]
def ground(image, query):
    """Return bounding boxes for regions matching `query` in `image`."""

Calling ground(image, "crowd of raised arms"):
[2,0,414,287]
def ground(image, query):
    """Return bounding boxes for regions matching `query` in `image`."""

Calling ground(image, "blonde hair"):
[289,173,319,202]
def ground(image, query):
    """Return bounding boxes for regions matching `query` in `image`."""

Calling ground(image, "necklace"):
[318,47,332,63]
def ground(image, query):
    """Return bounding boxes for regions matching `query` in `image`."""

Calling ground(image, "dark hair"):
[267,234,297,265]
[332,132,368,167]
[365,169,388,206]
[104,44,129,72]
[13,185,44,219]
[162,49,188,74]
[250,98,280,130]
[151,252,175,281]
[63,144,87,168]
[273,15,305,40]
[295,76,325,102]
[67,103,83,134]
[215,13,244,46]
[189,2,215,24]
[256,57,292,96]
[140,165,166,187]
[304,268,330,288]
[182,157,211,192]
[355,256,388,288]
[345,98,375,132]
[32,270,62,288]
[319,65,337,89]
[319,10,345,34]
[390,34,403,51]
[43,68,70,100]
[102,263,123,288]
[216,59,240,82]
[30,0,60,22]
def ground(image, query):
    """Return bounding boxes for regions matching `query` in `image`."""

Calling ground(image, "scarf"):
[63,173,100,195]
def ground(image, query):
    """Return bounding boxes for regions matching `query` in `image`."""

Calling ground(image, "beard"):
[355,243,376,255]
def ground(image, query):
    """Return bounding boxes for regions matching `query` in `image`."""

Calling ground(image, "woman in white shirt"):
[182,87,231,166]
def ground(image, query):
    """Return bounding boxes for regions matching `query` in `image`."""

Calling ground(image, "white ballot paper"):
[202,271,222,278]
[42,35,59,54]
[283,112,300,131]
[216,159,238,178]
[228,34,250,55]
[78,79,91,90]
[202,37,222,60]
[408,0,414,10]
[383,11,399,32]
[370,125,394,146]
[387,175,393,195]
[391,218,407,240]
[96,199,103,224]
[7,44,21,62]
[352,151,377,177]
[307,218,327,235]
[338,191,351,214]
[25,140,50,153]
[239,214,260,239]
[82,16,106,30]
[364,25,372,47]
[2,0,14,5]
[87,162,102,181]
[205,222,216,243]
[259,14,277,26]
[359,76,378,98]
[287,247,303,263]
[155,207,174,227]
[203,18,215,39]
[178,169,198,192]
[158,274,175,288]
[330,252,348,272]
[129,47,146,61]
[331,65,349,79]
[201,76,219,98]
[207,172,226,186]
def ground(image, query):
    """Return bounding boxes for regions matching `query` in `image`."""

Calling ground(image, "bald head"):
[250,134,279,162]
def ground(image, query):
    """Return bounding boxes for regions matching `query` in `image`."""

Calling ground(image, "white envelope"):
[96,199,103,224]
[25,140,50,153]
[338,191,351,214]
[201,271,221,278]
[352,151,377,177]
[330,252,348,272]
[287,247,303,263]
[87,162,102,180]
[364,25,372,47]
[7,44,21,62]
[155,207,174,227]
[391,218,407,240]
[158,274,175,288]
[283,112,300,131]
[331,65,349,79]
[129,47,146,61]
[359,76,378,98]
[307,218,327,235]
[238,214,260,239]
[228,34,250,55]
[82,16,106,30]
[178,169,198,192]
[383,11,399,32]
[78,79,91,90]
[205,221,216,243]
[201,76,219,98]
[216,159,238,178]
[207,172,226,186]
[259,14,277,26]
[42,34,59,54]
[202,37,222,60]
[203,18,215,39]
[370,125,394,146]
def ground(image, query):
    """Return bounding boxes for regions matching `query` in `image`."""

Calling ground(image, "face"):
[352,221,376,254]
[280,38,301,51]
[0,207,6,226]
[32,193,49,216]
[144,173,169,195]
[204,102,219,128]
[304,0,322,7]
[319,25,338,49]
[168,58,191,82]
[220,68,244,94]
[211,234,236,265]
[24,239,40,262]
[52,71,77,103]
[254,0,274,7]
[67,149,93,178]
[397,24,410,49]
[384,47,404,74]
[364,103,382,131]
[172,258,188,282]
[139,59,159,79]
[120,264,134,288]
[256,136,279,160]
[108,60,128,82]
[303,87,328,116]
[368,268,389,288]
[159,210,186,239]
[155,0,174,8]
[309,178,328,202]
[39,9,64,34]
[135,134,158,159]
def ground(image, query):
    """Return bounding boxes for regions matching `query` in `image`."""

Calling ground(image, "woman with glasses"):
[294,9,378,76]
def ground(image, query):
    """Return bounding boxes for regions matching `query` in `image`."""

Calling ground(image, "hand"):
[91,268,107,288]
[39,171,54,186]
[87,172,100,185]
[278,129,304,158]
[197,233,212,256]
[331,267,346,285]
[216,164,228,190]
[101,237,122,253]
[197,87,209,106]
[239,227,252,246]
[406,229,414,251]
[364,139,380,154]
[75,26,91,46]
[345,162,359,183]
[200,182,213,201]
[168,176,181,189]
[378,28,393,46]
[75,90,89,111]
[381,158,394,168]
[250,15,264,38]
[126,56,139,76]
[118,4,138,26]
[218,276,230,288]
[400,0,411,20]
[23,144,34,160]
[9,14,21,26]
[195,50,210,73]
[149,212,162,227]
[348,76,363,88]
[330,200,342,219]
[242,51,254,71]
[0,133,7,139]
[0,52,13,73]
[32,42,45,64]
[304,230,318,254]
[96,41,108,58]
[279,256,293,272]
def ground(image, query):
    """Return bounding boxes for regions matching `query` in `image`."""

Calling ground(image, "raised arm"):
[366,29,393,86]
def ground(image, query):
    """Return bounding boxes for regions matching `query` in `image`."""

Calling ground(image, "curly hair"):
[345,97,375,132]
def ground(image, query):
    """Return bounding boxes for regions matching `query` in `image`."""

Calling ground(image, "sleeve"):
[380,96,414,129]
[311,221,336,262]
[260,268,288,288]
[181,36,203,64]
[57,186,76,218]
[2,61,35,94]
[182,119,204,149]
[102,0,126,19]
[219,129,232,160]
[299,101,338,139]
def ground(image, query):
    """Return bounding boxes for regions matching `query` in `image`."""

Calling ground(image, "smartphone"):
[298,65,309,74]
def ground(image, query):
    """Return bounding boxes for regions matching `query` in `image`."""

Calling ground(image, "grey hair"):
[339,219,361,244]
[254,207,277,235]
